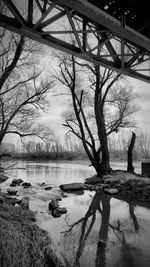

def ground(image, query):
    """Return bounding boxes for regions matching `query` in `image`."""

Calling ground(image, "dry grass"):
[0,202,62,267]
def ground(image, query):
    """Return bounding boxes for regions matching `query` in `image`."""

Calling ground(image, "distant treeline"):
[1,130,150,161]
[12,150,87,161]
[0,139,87,161]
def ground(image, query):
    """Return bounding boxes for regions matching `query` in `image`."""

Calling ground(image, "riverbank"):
[84,170,150,205]
[0,175,63,267]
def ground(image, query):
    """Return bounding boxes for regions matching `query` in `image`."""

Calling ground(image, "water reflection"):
[67,193,111,267]
[61,193,111,266]
[1,160,150,267]
[129,204,139,233]
[57,192,150,267]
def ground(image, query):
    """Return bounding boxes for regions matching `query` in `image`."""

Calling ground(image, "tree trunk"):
[127,132,136,172]
[100,134,110,174]
[0,132,4,148]
[94,67,111,176]
[95,107,111,176]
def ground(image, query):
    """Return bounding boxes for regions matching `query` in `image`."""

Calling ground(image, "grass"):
[0,201,62,267]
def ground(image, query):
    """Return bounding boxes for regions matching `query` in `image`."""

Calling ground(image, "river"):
[1,160,150,267]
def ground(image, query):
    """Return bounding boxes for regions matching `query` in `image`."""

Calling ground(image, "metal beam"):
[28,0,33,24]
[0,13,149,84]
[0,0,150,84]
[57,0,150,52]
[3,0,26,26]
[38,11,66,29]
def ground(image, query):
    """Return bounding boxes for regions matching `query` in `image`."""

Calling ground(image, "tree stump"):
[127,132,136,173]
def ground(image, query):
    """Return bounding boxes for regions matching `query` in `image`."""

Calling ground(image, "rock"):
[51,209,61,218]
[7,198,21,206]
[143,191,149,197]
[38,182,45,187]
[101,184,110,189]
[60,182,84,191]
[84,184,91,190]
[104,188,119,195]
[12,178,23,185]
[144,185,150,191]
[45,186,52,191]
[85,176,102,185]
[55,197,62,202]
[49,199,59,210]
[56,207,67,214]
[7,189,18,196]
[11,199,20,205]
[139,196,148,201]
[22,182,31,188]
[135,188,143,193]
[104,177,120,185]
[136,180,147,187]
[0,167,4,172]
[0,195,4,204]
[62,194,68,198]
[10,183,17,187]
[89,185,96,191]
[0,173,8,183]
[20,197,29,209]
[10,178,23,187]
[49,199,67,217]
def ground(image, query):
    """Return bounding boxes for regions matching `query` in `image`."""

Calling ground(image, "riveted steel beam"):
[0,0,150,83]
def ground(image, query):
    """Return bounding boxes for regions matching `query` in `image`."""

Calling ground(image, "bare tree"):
[53,52,139,176]
[0,27,54,147]
[0,70,54,145]
[137,130,150,159]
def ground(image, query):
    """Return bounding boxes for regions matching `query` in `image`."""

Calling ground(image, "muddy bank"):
[0,192,63,267]
[84,170,150,205]
[0,172,9,184]
[59,170,150,206]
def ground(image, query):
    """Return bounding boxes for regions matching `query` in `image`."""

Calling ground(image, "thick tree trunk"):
[92,160,103,177]
[0,133,4,148]
[127,132,136,173]
[91,127,110,177]
[94,67,111,176]
[95,108,111,176]
[100,134,110,174]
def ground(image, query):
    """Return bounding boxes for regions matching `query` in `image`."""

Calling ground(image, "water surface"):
[1,160,150,267]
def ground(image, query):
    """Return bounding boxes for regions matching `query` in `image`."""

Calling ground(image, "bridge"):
[0,0,150,83]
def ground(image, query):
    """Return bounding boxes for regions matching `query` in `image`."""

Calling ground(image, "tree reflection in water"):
[62,192,140,267]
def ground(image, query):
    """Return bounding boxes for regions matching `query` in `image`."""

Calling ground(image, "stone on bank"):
[60,182,84,191]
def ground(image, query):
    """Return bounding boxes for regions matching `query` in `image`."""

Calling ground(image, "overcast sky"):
[40,73,150,139]
[128,77,150,132]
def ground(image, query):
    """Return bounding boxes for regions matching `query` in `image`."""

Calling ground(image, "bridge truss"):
[0,0,150,83]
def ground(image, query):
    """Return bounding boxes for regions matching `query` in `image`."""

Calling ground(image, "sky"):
[128,77,150,132]
[40,73,150,140]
